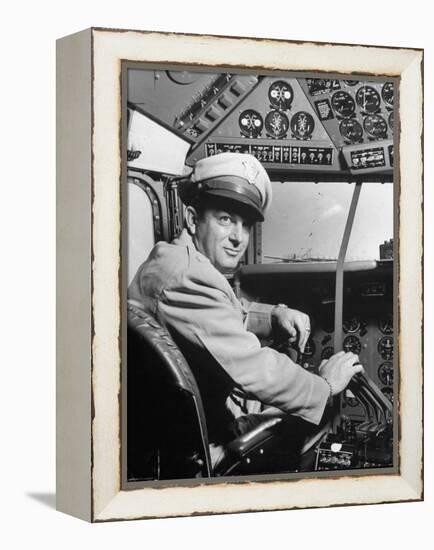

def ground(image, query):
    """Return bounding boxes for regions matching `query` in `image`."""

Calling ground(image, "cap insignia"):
[242,159,260,185]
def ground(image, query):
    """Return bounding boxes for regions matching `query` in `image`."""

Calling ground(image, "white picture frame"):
[56,27,423,522]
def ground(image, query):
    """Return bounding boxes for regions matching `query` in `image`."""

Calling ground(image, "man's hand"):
[319,351,364,396]
[272,305,311,353]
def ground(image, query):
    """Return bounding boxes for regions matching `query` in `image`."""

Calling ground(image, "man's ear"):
[184,205,198,235]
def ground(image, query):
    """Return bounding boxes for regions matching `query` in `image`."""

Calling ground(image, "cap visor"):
[202,189,264,222]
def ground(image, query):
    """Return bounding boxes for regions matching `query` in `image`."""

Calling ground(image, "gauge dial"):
[378,336,393,360]
[381,387,393,404]
[321,346,334,360]
[264,110,289,138]
[388,111,394,131]
[343,335,362,354]
[339,119,363,143]
[343,316,361,334]
[381,82,394,106]
[239,109,263,138]
[166,70,200,85]
[290,111,315,140]
[344,80,359,87]
[356,86,381,113]
[331,91,356,117]
[363,114,388,139]
[268,81,294,110]
[379,314,393,335]
[378,362,393,386]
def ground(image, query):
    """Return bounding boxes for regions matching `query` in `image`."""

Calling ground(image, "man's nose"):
[229,222,243,244]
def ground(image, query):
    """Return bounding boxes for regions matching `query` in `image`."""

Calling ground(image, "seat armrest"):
[214,417,283,476]
[227,417,284,455]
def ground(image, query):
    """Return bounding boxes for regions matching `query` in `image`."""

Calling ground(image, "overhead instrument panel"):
[174,73,260,142]
[127,70,395,177]
[187,76,340,172]
[298,78,395,175]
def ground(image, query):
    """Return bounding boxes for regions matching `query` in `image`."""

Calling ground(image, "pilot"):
[128,152,363,466]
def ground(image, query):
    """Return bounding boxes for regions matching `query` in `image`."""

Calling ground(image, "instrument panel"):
[298,78,395,174]
[240,261,395,471]
[240,262,395,420]
[300,78,394,146]
[293,309,395,415]
[127,69,395,176]
[188,76,341,171]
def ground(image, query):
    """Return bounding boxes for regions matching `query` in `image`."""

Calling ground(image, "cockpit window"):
[128,181,156,284]
[262,181,393,262]
[346,182,393,261]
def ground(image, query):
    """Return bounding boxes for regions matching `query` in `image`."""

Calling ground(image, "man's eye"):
[219,216,232,225]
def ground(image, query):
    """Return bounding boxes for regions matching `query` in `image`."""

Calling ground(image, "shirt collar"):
[172,228,209,263]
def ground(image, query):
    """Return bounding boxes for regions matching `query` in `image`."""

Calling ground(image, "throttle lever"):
[350,388,375,426]
[354,371,392,415]
[355,381,382,424]
[350,371,392,422]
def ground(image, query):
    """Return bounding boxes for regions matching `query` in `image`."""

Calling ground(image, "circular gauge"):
[321,346,334,360]
[378,362,394,386]
[344,80,359,87]
[166,70,200,85]
[356,86,381,113]
[343,316,361,334]
[381,387,393,404]
[343,335,362,354]
[268,80,294,110]
[264,110,289,138]
[238,109,263,138]
[339,119,363,143]
[388,111,394,131]
[363,114,388,139]
[378,336,394,361]
[290,111,315,140]
[381,82,394,106]
[331,91,356,117]
[343,390,359,408]
[379,314,393,335]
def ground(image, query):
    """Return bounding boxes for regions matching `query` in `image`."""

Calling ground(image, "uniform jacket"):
[128,229,329,444]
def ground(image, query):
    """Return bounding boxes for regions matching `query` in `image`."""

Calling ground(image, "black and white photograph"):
[124,67,396,483]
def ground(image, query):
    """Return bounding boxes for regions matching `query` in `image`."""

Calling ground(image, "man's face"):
[192,203,253,273]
